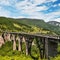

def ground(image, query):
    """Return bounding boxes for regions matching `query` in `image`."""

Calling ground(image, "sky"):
[0,0,60,22]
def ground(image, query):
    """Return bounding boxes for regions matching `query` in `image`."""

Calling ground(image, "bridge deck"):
[3,32,60,40]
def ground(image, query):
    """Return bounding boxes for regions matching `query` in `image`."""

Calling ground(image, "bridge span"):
[1,32,60,60]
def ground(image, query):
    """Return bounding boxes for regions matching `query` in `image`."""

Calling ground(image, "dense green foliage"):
[0,41,60,60]
[0,41,33,60]
[0,41,40,60]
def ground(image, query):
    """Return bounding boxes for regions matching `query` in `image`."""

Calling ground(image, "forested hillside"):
[0,17,60,35]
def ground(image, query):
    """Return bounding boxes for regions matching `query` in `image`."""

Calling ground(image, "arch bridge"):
[1,32,60,59]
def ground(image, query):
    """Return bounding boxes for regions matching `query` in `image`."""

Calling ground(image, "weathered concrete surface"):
[4,34,11,42]
[48,40,58,57]
[0,36,4,47]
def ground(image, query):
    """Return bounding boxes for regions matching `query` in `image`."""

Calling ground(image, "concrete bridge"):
[1,32,60,60]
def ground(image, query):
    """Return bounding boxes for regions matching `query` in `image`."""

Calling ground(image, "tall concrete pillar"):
[40,38,45,59]
[4,33,8,42]
[25,37,33,55]
[36,37,44,59]
[45,38,49,59]
[28,37,33,55]
[44,38,58,59]
[13,35,16,50]
[18,36,22,51]
[48,39,58,57]
[25,37,29,55]
[2,33,5,42]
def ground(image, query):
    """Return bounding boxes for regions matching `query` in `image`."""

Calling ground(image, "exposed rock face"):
[47,21,60,27]
[0,36,5,47]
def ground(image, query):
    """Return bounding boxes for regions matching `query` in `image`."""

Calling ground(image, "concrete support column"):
[45,38,49,59]
[2,33,5,42]
[25,38,29,55]
[48,39,58,57]
[13,35,16,50]
[25,37,33,55]
[18,36,22,51]
[40,38,45,59]
[4,33,8,42]
[28,38,33,55]
[36,37,42,59]
[10,34,13,41]
[44,38,58,60]
[36,37,45,59]
[2,33,7,42]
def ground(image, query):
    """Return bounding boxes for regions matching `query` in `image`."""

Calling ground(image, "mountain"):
[48,21,60,27]
[0,17,60,35]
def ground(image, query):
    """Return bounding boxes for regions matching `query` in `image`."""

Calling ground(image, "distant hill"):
[0,17,60,35]
[48,21,60,27]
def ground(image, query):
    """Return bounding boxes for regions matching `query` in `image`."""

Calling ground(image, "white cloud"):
[21,5,48,15]
[23,9,60,22]
[4,0,59,22]
[31,0,57,5]
[44,10,60,22]
[15,0,48,15]
[0,0,10,5]
[12,16,25,18]
[0,0,17,6]
[0,6,11,17]
[53,4,57,7]
[54,18,60,22]
[15,0,57,10]
[58,3,60,6]
[33,0,46,5]
[15,0,32,10]
[51,0,57,2]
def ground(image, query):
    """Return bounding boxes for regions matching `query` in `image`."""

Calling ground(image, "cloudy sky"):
[0,0,60,22]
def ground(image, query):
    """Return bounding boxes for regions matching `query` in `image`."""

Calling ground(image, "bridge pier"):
[36,37,58,60]
[25,37,33,55]
[48,39,58,57]
[45,38,49,59]
[44,38,58,59]
[36,37,45,59]
[18,36,23,51]
[12,34,17,50]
